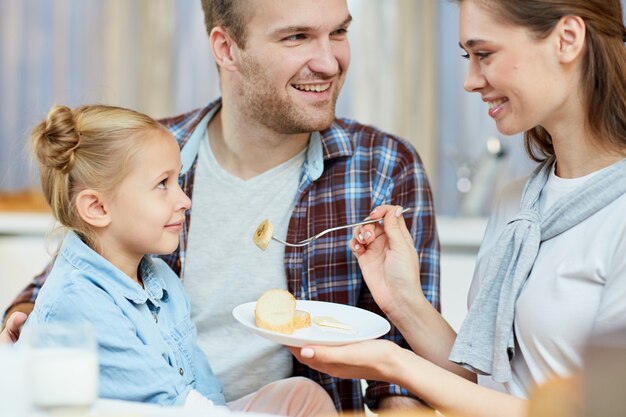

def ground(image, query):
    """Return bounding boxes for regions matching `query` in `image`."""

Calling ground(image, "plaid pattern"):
[9,98,440,412]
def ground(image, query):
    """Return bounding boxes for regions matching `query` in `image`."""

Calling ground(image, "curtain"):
[0,0,219,192]
[342,0,438,186]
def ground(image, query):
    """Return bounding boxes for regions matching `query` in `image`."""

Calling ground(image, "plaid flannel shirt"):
[8,98,440,412]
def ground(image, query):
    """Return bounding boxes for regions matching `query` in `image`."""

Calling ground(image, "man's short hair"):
[200,0,251,48]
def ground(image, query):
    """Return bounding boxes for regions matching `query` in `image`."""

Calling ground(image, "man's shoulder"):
[328,117,423,165]
[331,117,418,152]
[158,109,200,128]
[157,99,221,143]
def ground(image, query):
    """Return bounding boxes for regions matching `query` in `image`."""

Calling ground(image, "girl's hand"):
[289,339,400,382]
[350,205,423,315]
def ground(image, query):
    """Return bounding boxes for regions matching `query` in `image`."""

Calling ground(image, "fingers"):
[395,208,419,251]
[350,237,366,257]
[352,205,403,246]
[353,225,375,245]
[293,345,343,375]
[291,341,395,382]
[350,205,419,259]
[7,312,27,342]
[300,347,315,359]
[289,346,319,363]
[353,220,383,246]
[290,346,323,370]
[368,205,394,220]
[287,346,302,357]
[381,205,416,252]
[8,311,27,326]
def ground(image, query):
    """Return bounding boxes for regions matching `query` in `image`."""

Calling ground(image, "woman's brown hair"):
[458,0,626,161]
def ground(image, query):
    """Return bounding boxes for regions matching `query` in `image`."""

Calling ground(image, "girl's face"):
[103,130,191,262]
[458,0,574,136]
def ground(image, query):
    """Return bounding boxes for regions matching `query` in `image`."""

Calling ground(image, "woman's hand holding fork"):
[350,205,426,322]
[290,205,430,387]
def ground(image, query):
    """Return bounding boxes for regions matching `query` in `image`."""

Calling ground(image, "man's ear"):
[209,26,240,72]
[75,189,111,228]
[555,15,586,64]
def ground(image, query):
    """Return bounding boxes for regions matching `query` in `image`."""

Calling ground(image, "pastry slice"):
[294,309,311,330]
[255,289,296,334]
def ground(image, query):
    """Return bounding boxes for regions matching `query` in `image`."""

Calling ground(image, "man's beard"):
[238,54,341,134]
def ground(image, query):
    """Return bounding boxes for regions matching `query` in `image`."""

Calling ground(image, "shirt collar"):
[180,103,221,175]
[137,257,169,307]
[60,231,169,306]
[180,101,354,182]
[306,120,354,180]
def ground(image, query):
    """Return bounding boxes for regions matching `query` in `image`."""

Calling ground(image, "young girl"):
[292,0,626,416]
[22,104,335,416]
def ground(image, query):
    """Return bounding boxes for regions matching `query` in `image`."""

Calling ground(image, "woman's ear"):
[209,26,240,72]
[75,189,111,228]
[555,15,586,64]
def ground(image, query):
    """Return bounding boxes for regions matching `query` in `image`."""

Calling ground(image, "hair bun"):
[32,105,81,173]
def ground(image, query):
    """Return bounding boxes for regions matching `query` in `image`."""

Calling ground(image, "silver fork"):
[272,207,414,247]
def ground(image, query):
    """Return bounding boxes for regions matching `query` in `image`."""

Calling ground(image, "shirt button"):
[179,368,184,376]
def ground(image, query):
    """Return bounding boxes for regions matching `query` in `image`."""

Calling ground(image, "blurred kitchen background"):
[2,0,623,327]
[0,0,539,209]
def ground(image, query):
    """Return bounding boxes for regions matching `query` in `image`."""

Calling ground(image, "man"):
[4,0,440,412]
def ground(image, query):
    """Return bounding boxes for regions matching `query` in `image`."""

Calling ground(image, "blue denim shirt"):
[22,231,225,406]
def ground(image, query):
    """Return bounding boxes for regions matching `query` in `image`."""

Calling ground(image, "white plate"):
[232,300,391,347]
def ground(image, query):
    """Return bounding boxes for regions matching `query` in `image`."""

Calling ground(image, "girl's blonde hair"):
[31,104,170,248]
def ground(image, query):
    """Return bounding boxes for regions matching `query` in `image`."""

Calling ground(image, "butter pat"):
[313,316,352,331]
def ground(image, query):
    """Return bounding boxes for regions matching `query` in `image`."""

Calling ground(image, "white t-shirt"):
[183,132,305,401]
[469,162,626,397]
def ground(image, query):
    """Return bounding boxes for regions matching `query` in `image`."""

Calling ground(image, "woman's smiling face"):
[458,0,574,137]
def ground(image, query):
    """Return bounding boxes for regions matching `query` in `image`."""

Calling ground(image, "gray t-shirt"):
[183,132,305,401]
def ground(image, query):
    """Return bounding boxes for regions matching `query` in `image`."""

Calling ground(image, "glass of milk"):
[0,345,31,417]
[22,323,98,415]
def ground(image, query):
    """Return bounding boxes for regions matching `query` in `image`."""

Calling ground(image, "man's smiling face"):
[234,0,351,134]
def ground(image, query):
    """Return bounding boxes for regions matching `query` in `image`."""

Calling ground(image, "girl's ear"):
[75,189,111,228]
[209,26,240,72]
[555,15,586,64]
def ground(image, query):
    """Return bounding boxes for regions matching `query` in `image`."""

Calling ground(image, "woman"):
[292,1,626,416]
